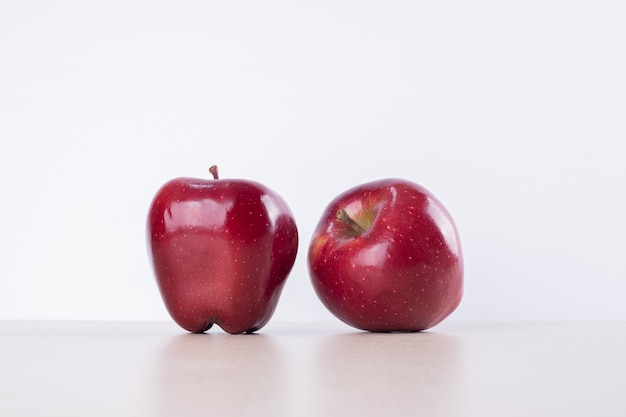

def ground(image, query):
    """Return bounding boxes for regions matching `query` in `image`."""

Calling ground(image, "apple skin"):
[147,169,298,334]
[308,179,463,332]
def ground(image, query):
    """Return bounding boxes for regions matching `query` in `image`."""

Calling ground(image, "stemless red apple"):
[146,166,298,334]
[308,179,463,332]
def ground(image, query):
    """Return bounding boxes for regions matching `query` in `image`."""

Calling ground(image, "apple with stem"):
[147,166,298,334]
[308,179,463,332]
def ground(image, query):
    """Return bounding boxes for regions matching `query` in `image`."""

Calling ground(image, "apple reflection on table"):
[310,329,465,416]
[153,331,286,417]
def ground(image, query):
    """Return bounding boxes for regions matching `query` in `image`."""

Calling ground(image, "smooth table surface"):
[1,321,625,416]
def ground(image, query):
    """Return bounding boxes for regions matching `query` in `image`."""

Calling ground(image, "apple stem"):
[336,209,366,235]
[209,165,219,180]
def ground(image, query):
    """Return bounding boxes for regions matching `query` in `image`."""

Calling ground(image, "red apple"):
[308,179,463,332]
[147,166,298,334]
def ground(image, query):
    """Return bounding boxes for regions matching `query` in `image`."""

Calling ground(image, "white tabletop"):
[1,321,625,416]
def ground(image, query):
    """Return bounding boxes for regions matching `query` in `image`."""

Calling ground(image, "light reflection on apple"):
[165,199,230,232]
[354,241,390,267]
[426,198,461,257]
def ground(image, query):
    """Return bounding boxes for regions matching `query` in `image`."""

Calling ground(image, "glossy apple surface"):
[147,167,298,334]
[308,179,463,332]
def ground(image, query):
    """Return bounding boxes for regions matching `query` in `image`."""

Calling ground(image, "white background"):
[1,1,625,324]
